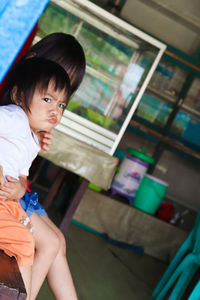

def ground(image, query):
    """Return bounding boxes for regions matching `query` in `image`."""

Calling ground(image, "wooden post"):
[59,179,89,233]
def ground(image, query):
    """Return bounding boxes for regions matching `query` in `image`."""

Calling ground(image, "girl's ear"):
[10,86,23,106]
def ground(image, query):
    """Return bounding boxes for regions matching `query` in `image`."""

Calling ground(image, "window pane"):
[184,78,200,111]
[38,1,160,135]
[136,92,172,127]
[149,57,188,100]
[38,2,79,37]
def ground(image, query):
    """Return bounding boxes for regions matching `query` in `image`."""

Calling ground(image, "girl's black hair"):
[25,33,86,95]
[1,57,71,111]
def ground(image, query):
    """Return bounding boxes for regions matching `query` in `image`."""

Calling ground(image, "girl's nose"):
[50,103,59,115]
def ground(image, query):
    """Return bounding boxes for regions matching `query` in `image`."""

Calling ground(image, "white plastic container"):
[111,148,154,200]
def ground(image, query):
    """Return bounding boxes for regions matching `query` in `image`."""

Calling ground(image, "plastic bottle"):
[111,148,155,201]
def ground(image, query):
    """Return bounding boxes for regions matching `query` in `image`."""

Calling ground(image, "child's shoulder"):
[0,104,26,118]
[0,104,22,112]
[0,104,28,129]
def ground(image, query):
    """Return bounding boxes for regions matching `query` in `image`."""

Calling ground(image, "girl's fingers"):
[0,166,5,187]
[37,131,52,151]
[0,184,12,192]
[42,138,52,145]
[0,190,9,198]
[43,131,52,138]
[40,145,50,152]
[6,176,18,183]
[0,177,5,187]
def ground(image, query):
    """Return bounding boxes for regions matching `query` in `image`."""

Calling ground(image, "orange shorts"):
[0,199,35,266]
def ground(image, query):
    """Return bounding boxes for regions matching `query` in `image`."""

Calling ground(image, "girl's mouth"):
[48,118,57,124]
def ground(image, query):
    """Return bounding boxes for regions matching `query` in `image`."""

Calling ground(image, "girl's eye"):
[43,98,51,103]
[58,103,66,110]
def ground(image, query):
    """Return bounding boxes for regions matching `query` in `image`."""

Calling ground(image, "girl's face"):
[26,80,67,133]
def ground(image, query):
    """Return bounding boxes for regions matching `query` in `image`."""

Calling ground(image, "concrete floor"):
[28,159,199,300]
[30,181,196,300]
[37,221,167,300]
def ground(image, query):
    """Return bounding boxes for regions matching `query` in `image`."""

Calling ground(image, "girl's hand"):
[0,175,26,200]
[0,166,5,188]
[36,131,52,152]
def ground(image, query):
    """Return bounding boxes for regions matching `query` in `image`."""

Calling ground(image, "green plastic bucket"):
[133,174,168,215]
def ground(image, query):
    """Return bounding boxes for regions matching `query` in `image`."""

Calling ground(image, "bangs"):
[37,76,70,101]
[1,57,71,108]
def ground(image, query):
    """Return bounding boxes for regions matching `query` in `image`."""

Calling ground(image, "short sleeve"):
[0,105,27,137]
[19,167,29,177]
[0,109,9,135]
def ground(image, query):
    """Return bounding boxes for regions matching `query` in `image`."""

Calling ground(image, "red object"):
[156,202,174,221]
[0,22,38,99]
[26,180,31,193]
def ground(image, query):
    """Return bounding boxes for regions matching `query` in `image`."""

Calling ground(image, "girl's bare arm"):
[0,173,27,200]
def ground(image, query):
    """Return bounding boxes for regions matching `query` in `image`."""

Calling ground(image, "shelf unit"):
[36,0,200,163]
[132,46,200,162]
[36,0,166,155]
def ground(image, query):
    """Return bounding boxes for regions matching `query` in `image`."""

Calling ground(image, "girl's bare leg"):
[19,265,32,300]
[42,216,78,300]
[30,213,60,300]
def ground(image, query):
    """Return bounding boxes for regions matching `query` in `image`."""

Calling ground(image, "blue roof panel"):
[0,0,49,83]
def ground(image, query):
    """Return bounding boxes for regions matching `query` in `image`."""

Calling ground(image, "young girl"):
[0,56,71,299]
[0,32,86,299]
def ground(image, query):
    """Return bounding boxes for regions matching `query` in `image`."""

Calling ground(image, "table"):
[39,129,118,232]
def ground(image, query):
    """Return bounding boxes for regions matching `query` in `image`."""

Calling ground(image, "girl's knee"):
[46,230,60,256]
[57,230,67,256]
[35,228,60,258]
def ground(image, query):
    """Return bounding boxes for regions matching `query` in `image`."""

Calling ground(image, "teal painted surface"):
[71,220,102,235]
[0,0,49,83]
[188,280,200,300]
[152,209,200,300]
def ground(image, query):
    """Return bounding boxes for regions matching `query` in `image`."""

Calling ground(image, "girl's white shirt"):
[0,104,41,179]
